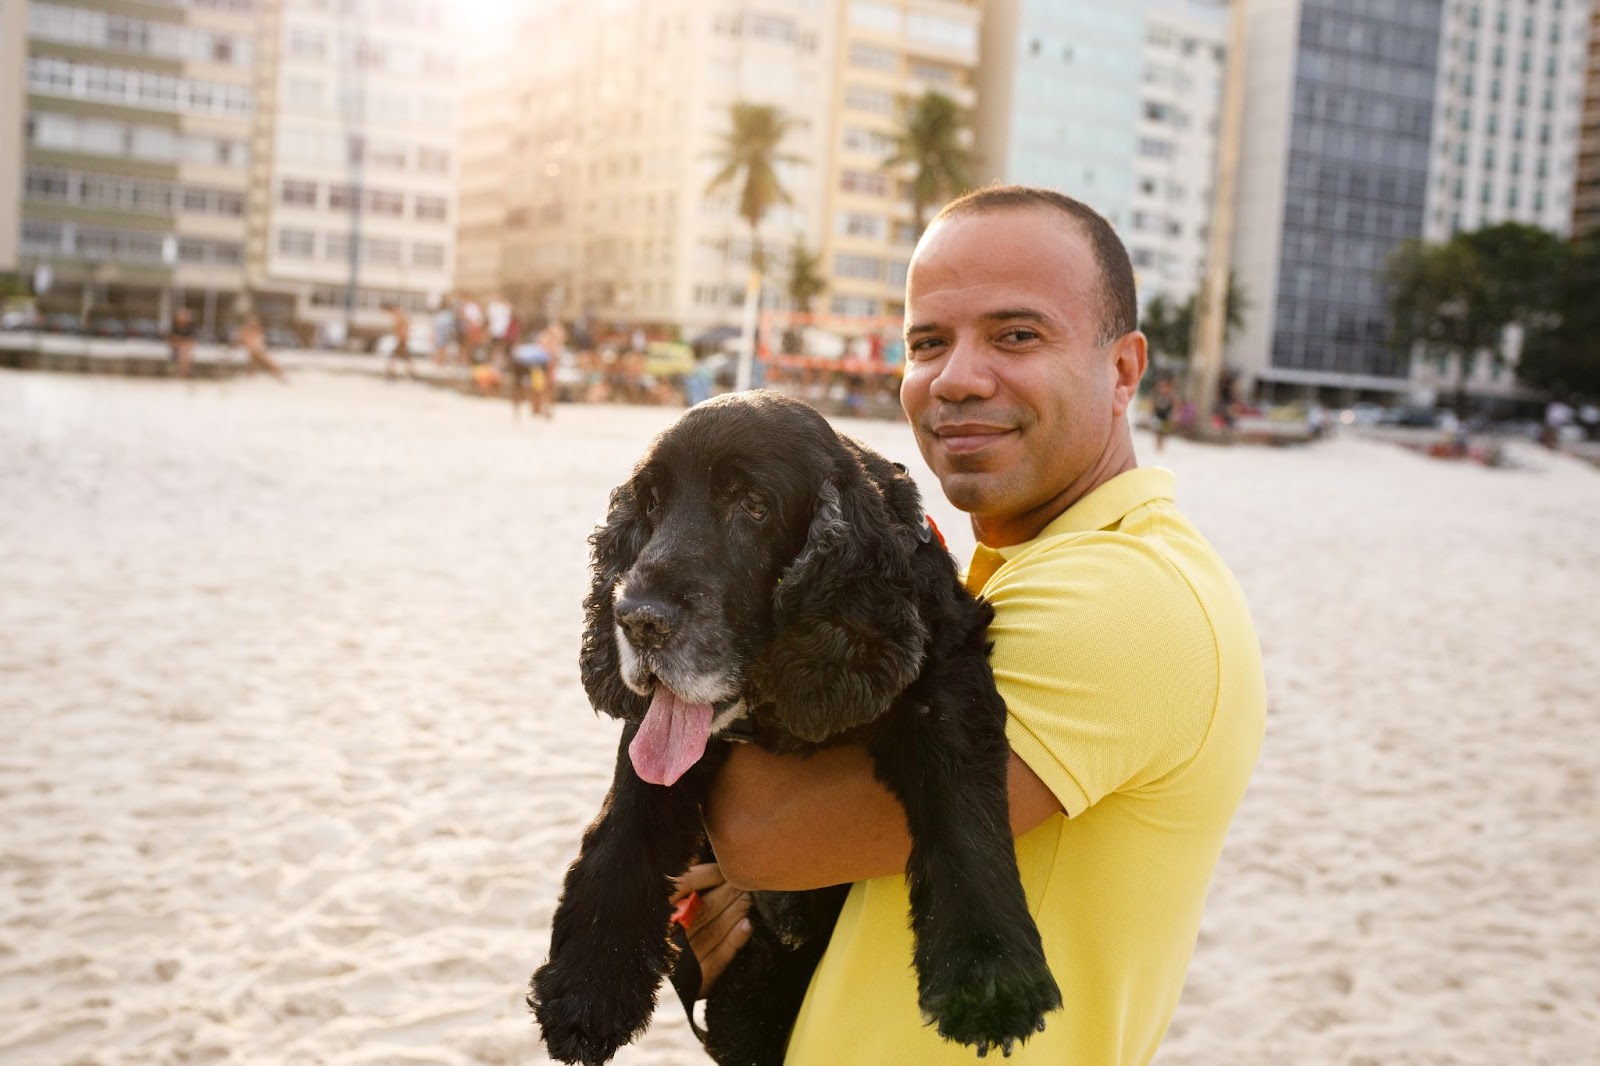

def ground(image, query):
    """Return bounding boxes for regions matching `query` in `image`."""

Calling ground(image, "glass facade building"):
[1270,0,1444,381]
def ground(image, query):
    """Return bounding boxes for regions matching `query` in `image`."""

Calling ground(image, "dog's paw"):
[528,960,657,1066]
[919,952,1062,1057]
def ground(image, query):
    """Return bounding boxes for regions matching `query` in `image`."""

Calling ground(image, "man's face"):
[900,208,1144,546]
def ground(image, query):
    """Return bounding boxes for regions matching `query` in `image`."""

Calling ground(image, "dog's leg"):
[704,885,848,1066]
[529,727,712,1066]
[869,666,1063,1056]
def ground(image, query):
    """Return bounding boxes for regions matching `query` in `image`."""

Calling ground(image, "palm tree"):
[705,101,800,388]
[883,90,974,240]
[787,236,827,315]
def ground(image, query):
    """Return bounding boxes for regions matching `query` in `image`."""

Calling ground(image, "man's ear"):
[1112,331,1149,419]
[579,482,651,720]
[757,469,927,743]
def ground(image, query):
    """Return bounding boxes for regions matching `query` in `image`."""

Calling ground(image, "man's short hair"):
[932,185,1138,346]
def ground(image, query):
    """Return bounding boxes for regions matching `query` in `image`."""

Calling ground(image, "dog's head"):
[580,391,929,785]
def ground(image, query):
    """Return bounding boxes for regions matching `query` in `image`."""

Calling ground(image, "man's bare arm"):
[704,743,1064,892]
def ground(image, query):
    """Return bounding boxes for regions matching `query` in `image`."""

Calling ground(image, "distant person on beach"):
[486,295,513,365]
[235,314,287,382]
[677,186,1266,1065]
[1151,375,1177,451]
[168,308,196,378]
[383,302,416,381]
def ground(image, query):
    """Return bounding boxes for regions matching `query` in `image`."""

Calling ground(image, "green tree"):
[787,235,827,315]
[705,101,801,272]
[1387,224,1570,410]
[1519,235,1600,400]
[1140,273,1246,363]
[883,90,974,239]
[706,101,801,388]
[1140,294,1193,363]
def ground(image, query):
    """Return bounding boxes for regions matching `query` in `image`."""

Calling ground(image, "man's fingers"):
[671,862,726,901]
[689,883,751,951]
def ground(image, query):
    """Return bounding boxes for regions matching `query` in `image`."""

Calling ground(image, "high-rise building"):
[247,0,461,340]
[1423,0,1591,242]
[16,0,257,334]
[820,0,982,321]
[0,0,24,274]
[456,1,834,335]
[975,0,1228,311]
[1575,0,1600,236]
[1130,0,1229,306]
[1226,0,1446,402]
[975,0,1147,232]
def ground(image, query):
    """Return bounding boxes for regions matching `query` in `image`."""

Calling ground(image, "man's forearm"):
[704,743,1065,892]
[704,743,914,891]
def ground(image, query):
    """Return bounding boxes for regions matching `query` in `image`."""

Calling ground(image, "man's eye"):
[1000,328,1039,344]
[742,493,768,522]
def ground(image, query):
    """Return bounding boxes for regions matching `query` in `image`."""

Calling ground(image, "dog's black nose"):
[615,597,680,648]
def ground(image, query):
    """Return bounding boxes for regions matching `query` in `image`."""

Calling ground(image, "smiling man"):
[693,185,1266,1065]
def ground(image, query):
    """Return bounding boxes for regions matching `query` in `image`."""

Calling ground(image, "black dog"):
[529,391,1061,1065]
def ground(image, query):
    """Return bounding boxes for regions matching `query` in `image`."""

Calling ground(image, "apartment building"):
[1424,0,1591,241]
[821,0,982,322]
[975,0,1146,231]
[16,0,257,334]
[1574,0,1600,235]
[1130,0,1229,306]
[249,0,460,340]
[1226,0,1446,402]
[456,0,834,336]
[1,0,24,273]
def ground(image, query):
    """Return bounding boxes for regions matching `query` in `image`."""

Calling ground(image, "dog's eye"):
[742,493,768,522]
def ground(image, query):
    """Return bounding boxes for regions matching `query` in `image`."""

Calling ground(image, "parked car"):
[87,316,128,338]
[1,307,40,331]
[1378,406,1448,429]
[125,317,163,340]
[265,327,301,350]
[42,312,83,334]
[1339,402,1385,426]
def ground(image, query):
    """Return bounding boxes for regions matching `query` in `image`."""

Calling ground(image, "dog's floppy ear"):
[758,464,928,742]
[579,481,650,719]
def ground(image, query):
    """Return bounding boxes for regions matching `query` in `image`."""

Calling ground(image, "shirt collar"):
[966,467,1176,590]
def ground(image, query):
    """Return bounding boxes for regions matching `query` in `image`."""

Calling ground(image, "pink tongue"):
[629,687,715,786]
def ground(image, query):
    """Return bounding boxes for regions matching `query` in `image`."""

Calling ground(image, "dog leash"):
[668,892,712,1047]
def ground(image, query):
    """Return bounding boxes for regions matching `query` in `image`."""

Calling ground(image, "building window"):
[367,189,404,216]
[849,43,897,71]
[835,253,883,279]
[1137,137,1174,159]
[838,211,885,239]
[417,147,450,174]
[839,169,889,196]
[414,193,448,220]
[281,178,318,207]
[328,184,357,210]
[411,241,445,269]
[830,295,879,317]
[844,84,894,114]
[363,237,402,265]
[277,227,315,258]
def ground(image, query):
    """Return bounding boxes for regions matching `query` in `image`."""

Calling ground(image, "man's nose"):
[615,595,682,649]
[928,336,997,403]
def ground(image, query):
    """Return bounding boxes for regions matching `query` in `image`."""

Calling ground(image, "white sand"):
[1,369,1596,1065]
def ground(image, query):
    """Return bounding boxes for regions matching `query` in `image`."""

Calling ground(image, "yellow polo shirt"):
[784,467,1265,1065]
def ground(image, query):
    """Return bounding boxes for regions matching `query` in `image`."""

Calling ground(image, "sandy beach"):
[2,368,1597,1065]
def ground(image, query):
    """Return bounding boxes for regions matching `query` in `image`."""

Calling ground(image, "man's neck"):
[972,431,1140,549]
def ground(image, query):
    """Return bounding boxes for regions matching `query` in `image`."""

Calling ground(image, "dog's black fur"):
[529,391,1061,1065]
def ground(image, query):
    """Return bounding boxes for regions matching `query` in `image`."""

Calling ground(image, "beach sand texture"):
[1,370,1596,1065]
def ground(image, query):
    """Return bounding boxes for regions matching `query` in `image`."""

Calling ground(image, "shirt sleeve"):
[988,532,1221,816]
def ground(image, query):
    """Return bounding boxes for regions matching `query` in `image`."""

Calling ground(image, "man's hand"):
[672,863,752,999]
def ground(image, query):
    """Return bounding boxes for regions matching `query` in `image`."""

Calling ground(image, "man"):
[383,302,415,381]
[679,186,1265,1065]
[168,307,197,378]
